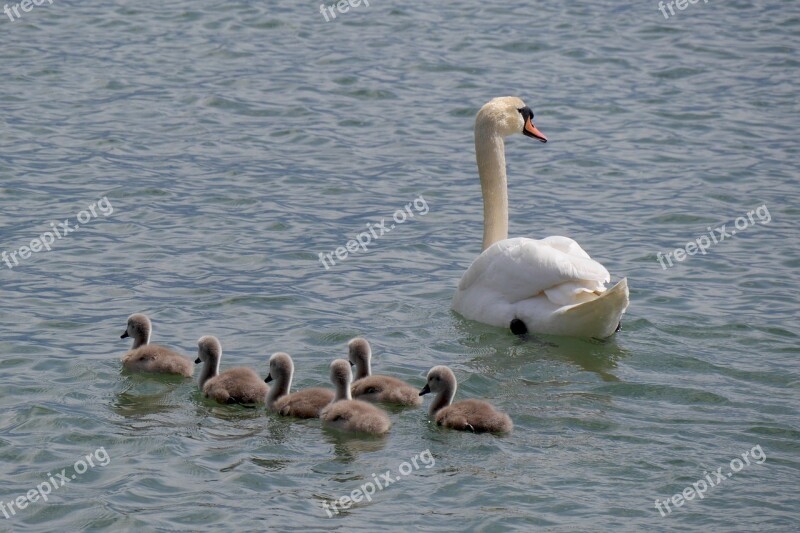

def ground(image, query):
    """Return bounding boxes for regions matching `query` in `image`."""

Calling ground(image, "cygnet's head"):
[121,313,152,342]
[264,352,294,386]
[195,335,222,365]
[419,365,457,397]
[347,337,372,377]
[348,337,371,364]
[475,96,547,143]
[330,358,353,388]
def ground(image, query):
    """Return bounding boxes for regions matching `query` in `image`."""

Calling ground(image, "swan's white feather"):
[544,281,601,306]
[453,237,627,338]
[457,237,609,299]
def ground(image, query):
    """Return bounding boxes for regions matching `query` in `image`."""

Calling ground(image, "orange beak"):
[523,116,548,143]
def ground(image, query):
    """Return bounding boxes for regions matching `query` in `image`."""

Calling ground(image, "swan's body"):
[452,97,629,339]
[419,366,512,434]
[320,359,391,435]
[195,336,269,405]
[120,314,193,377]
[348,338,422,407]
[265,352,335,418]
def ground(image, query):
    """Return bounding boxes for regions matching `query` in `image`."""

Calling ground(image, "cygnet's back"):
[348,338,422,407]
[320,359,391,435]
[195,336,268,405]
[120,313,193,377]
[265,352,334,418]
[419,365,512,434]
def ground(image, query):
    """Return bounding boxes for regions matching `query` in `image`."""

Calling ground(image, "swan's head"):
[419,365,457,396]
[475,97,547,143]
[195,335,222,365]
[347,337,371,366]
[121,313,152,342]
[265,352,293,385]
[329,358,353,387]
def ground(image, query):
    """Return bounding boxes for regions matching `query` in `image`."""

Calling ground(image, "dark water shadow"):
[451,315,632,382]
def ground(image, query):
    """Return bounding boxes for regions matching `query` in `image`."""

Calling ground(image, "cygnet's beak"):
[264,374,273,383]
[120,330,129,339]
[349,361,355,367]
[419,384,431,396]
[523,116,548,143]
[194,357,201,364]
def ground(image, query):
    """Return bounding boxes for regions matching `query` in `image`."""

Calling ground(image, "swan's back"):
[320,399,391,435]
[435,399,512,434]
[273,387,335,418]
[352,375,422,407]
[453,237,628,338]
[203,367,268,404]
[122,345,193,377]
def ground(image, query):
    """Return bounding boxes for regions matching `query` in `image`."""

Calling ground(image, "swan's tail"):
[510,318,528,336]
[559,278,629,339]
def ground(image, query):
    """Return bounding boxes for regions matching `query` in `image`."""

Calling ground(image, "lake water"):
[1,1,798,531]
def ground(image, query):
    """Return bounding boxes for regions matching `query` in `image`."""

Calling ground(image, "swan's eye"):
[518,106,534,120]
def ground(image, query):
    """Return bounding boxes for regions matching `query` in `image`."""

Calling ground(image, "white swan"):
[452,97,629,339]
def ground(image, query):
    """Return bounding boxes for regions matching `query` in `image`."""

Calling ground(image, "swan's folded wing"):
[540,235,592,259]
[458,237,610,302]
[543,281,602,306]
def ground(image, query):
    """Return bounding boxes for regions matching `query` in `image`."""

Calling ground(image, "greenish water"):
[1,1,798,531]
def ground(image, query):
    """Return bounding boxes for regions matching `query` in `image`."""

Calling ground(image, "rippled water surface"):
[1,1,799,531]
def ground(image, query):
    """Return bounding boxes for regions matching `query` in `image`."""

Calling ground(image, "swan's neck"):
[476,128,509,251]
[266,368,292,408]
[335,379,352,402]
[198,357,219,389]
[132,330,150,350]
[354,357,371,380]
[429,382,456,417]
